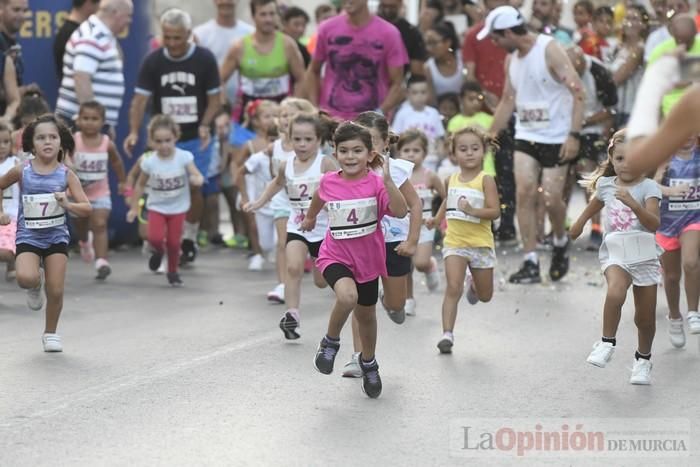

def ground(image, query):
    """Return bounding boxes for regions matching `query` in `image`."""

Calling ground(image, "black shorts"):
[322,263,379,306]
[286,232,322,258]
[576,134,606,164]
[16,243,69,258]
[385,241,412,277]
[514,139,567,168]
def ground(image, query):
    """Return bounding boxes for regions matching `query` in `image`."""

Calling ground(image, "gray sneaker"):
[381,291,405,324]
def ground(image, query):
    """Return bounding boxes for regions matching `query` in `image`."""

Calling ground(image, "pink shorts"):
[656,223,700,252]
[0,220,16,253]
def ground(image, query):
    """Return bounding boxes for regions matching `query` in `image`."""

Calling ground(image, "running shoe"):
[248,254,264,271]
[687,311,700,334]
[279,311,300,339]
[425,257,440,292]
[405,298,416,317]
[496,226,518,246]
[629,358,652,385]
[437,333,454,354]
[95,258,111,281]
[27,269,45,311]
[149,252,163,272]
[360,358,382,399]
[508,260,541,284]
[267,283,285,304]
[181,239,197,263]
[79,232,95,262]
[210,233,224,246]
[342,352,362,378]
[42,333,62,352]
[381,291,405,324]
[465,270,478,305]
[167,272,183,287]
[313,337,340,375]
[549,240,570,281]
[668,317,686,348]
[586,230,603,252]
[586,341,615,368]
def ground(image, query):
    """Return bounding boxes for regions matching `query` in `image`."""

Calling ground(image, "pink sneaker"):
[80,232,94,262]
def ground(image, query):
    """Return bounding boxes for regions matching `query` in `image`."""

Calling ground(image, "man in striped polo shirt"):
[56,0,133,135]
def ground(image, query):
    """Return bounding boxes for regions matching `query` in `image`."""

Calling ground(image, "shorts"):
[514,139,567,168]
[274,209,291,220]
[443,246,497,269]
[0,220,17,253]
[386,241,412,277]
[287,232,322,258]
[177,137,215,178]
[655,223,700,251]
[16,242,69,258]
[576,134,606,164]
[419,225,435,244]
[90,195,112,211]
[202,175,221,197]
[602,260,661,287]
[322,263,379,306]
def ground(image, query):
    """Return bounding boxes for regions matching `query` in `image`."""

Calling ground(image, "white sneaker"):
[668,317,686,348]
[157,257,166,275]
[405,298,416,316]
[425,257,440,292]
[687,311,700,334]
[342,352,362,378]
[465,270,478,305]
[437,333,454,354]
[42,333,63,352]
[267,283,285,304]
[26,269,45,311]
[586,341,615,368]
[629,358,652,385]
[248,254,264,271]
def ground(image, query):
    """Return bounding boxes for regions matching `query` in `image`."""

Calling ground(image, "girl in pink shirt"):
[300,122,407,398]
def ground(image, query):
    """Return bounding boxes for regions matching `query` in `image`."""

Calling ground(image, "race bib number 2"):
[22,193,65,229]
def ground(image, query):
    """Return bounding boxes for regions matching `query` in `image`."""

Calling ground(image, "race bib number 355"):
[328,197,378,239]
[22,193,65,229]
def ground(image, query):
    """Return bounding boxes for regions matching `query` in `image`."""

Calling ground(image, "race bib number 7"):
[22,193,65,229]
[328,197,378,239]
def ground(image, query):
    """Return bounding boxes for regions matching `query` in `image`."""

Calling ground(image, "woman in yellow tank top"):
[426,127,500,354]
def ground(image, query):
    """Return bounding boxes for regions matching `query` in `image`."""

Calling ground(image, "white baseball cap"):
[476,6,525,40]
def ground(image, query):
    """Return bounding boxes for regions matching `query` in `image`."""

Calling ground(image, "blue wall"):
[18,0,153,244]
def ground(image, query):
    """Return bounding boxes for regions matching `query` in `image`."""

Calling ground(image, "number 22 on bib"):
[22,193,65,229]
[328,197,377,239]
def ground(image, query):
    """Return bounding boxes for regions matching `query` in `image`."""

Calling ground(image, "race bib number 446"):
[74,152,108,182]
[22,193,65,229]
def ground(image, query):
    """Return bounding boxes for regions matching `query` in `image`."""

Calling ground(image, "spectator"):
[305,0,407,120]
[0,51,18,122]
[645,0,689,61]
[282,6,312,67]
[580,6,614,61]
[573,0,594,35]
[419,0,444,35]
[484,5,585,284]
[436,92,460,128]
[0,0,28,88]
[424,22,464,104]
[53,1,100,82]
[609,4,649,127]
[530,0,574,45]
[378,0,429,77]
[219,0,305,121]
[125,8,221,264]
[306,4,336,55]
[193,0,254,106]
[56,0,133,134]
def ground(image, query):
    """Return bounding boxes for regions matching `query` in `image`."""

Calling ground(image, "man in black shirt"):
[53,0,100,81]
[282,6,311,67]
[125,9,221,264]
[378,0,428,76]
[0,0,28,86]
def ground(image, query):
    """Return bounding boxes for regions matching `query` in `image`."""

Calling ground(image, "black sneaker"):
[550,240,570,282]
[167,272,183,287]
[181,239,197,263]
[359,356,382,399]
[313,337,339,374]
[496,226,518,246]
[586,230,603,252]
[148,252,163,272]
[210,233,224,246]
[279,312,301,340]
[508,260,541,284]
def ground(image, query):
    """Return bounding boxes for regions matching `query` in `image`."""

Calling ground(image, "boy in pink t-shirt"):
[309,2,408,120]
[301,122,407,399]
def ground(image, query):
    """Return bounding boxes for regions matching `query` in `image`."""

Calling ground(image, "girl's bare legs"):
[633,285,657,355]
[354,304,377,361]
[602,266,633,338]
[470,267,494,303]
[680,231,700,312]
[327,278,359,338]
[442,255,467,333]
[90,209,110,261]
[660,250,682,320]
[284,240,307,310]
[43,254,68,334]
[274,217,288,286]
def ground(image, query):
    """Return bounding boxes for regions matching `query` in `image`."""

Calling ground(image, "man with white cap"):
[480,5,586,285]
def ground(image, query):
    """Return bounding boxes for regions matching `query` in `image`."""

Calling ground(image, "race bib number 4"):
[287,178,320,210]
[150,172,187,199]
[518,102,550,130]
[669,178,700,210]
[328,197,378,239]
[162,96,198,124]
[22,193,65,229]
[446,187,484,223]
[74,152,108,182]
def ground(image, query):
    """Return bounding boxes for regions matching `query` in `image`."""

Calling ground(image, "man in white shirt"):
[193,0,254,104]
[644,0,689,61]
